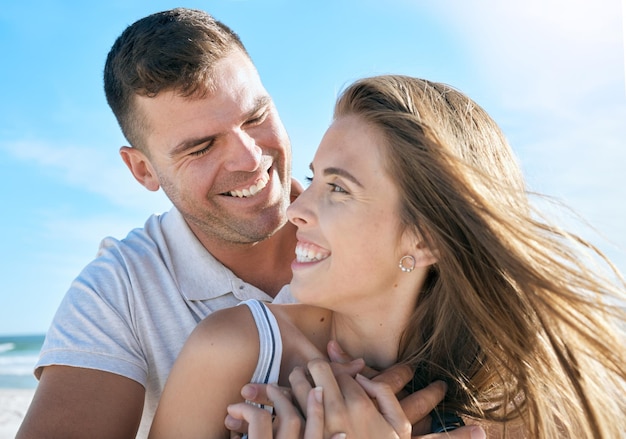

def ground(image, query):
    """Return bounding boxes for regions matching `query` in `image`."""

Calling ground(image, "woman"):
[149,75,626,438]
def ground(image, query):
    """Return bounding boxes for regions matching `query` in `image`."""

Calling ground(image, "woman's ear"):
[403,229,439,268]
[414,239,438,267]
[120,146,160,192]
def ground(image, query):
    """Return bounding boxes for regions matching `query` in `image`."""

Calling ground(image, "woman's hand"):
[232,355,486,439]
[226,382,341,439]
[291,358,413,438]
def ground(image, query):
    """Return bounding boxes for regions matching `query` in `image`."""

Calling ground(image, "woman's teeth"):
[295,243,329,263]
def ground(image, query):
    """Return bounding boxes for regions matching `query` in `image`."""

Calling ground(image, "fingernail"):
[334,433,347,439]
[470,426,486,439]
[224,414,242,429]
[313,386,323,403]
[241,384,256,399]
[350,357,365,366]
[265,383,275,395]
[330,339,345,354]
[435,380,448,393]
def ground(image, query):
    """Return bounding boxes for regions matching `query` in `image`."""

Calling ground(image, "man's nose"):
[224,130,262,172]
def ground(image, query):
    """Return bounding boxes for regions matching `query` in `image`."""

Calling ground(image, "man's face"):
[135,50,292,248]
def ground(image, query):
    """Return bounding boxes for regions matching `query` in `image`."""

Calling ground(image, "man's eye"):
[246,110,268,126]
[190,143,212,157]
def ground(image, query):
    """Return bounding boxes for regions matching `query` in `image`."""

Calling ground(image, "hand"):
[290,358,412,438]
[225,382,344,439]
[234,361,484,439]
[327,341,486,439]
[239,356,366,409]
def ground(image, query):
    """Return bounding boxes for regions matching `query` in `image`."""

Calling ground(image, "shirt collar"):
[161,207,275,302]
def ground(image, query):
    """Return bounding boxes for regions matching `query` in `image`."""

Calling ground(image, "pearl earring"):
[398,255,416,273]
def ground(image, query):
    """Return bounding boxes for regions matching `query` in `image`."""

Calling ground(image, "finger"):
[226,402,273,439]
[326,340,353,364]
[307,359,344,406]
[328,358,366,378]
[266,383,303,439]
[416,425,485,439]
[302,387,324,439]
[307,359,350,433]
[370,363,414,394]
[289,366,314,417]
[327,341,379,378]
[399,381,447,427]
[355,373,412,437]
[241,383,292,407]
[225,409,248,436]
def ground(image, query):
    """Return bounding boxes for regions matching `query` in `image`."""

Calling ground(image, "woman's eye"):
[329,183,346,193]
[304,176,313,185]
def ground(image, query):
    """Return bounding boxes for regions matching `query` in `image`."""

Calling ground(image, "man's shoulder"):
[71,209,182,299]
[97,210,171,256]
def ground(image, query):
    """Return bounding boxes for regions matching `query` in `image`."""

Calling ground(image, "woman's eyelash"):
[304,176,347,193]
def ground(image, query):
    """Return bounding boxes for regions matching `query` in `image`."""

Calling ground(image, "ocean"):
[0,334,43,389]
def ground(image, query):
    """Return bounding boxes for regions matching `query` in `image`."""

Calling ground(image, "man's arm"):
[16,366,145,439]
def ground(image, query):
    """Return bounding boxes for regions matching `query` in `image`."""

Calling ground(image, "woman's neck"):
[329,303,412,370]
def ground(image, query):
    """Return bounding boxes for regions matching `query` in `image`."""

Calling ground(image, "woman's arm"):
[149,305,260,439]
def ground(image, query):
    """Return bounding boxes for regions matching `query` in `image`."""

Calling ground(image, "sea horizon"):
[0,334,44,389]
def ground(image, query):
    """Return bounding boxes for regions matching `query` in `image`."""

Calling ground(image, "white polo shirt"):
[35,207,294,437]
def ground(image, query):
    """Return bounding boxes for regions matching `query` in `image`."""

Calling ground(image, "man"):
[17,8,481,439]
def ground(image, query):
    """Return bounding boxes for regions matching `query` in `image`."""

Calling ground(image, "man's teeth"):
[295,243,329,263]
[229,176,268,198]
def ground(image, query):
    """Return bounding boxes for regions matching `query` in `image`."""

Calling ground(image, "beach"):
[0,335,42,438]
[0,388,34,438]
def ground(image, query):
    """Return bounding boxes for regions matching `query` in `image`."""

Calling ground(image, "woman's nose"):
[287,190,312,227]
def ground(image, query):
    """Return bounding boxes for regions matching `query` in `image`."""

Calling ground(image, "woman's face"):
[287,115,418,310]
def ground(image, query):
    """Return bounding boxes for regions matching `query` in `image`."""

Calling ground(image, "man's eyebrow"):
[243,95,272,120]
[170,134,216,157]
[310,163,364,188]
[170,96,272,157]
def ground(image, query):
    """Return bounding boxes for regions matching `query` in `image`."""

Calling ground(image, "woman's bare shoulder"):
[184,303,260,357]
[267,303,332,361]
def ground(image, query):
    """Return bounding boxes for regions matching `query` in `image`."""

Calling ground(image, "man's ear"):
[120,146,160,192]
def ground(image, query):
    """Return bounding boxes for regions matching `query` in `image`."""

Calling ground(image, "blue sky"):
[1,0,625,336]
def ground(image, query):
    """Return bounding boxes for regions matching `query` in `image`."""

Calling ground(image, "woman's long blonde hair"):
[335,75,626,438]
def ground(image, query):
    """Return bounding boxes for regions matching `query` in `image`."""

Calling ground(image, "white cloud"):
[1,139,171,213]
[424,0,624,110]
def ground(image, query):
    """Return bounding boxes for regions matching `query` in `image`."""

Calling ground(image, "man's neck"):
[197,222,297,298]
